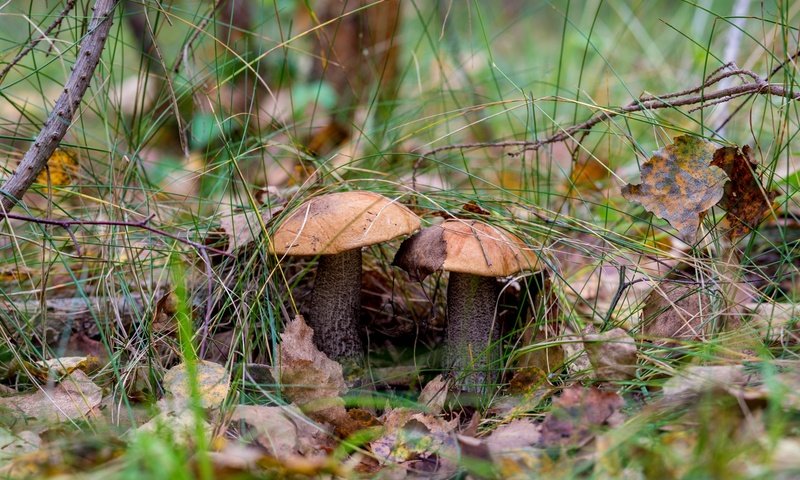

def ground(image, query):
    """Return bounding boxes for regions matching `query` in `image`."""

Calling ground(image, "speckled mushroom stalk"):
[445,272,501,390]
[394,219,540,393]
[307,248,363,361]
[271,191,420,364]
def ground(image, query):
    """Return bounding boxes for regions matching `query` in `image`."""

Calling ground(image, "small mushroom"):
[271,191,420,362]
[393,219,540,392]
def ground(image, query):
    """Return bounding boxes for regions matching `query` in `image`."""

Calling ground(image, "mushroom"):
[393,219,540,391]
[271,191,420,363]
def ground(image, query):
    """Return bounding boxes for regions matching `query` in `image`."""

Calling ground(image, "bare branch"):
[0,0,78,84]
[0,0,118,214]
[419,69,799,159]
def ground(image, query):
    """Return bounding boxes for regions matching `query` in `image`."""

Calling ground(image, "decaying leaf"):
[622,136,728,243]
[32,356,101,380]
[641,284,712,344]
[661,365,747,398]
[162,360,230,411]
[0,428,40,463]
[539,385,624,447]
[485,419,542,456]
[272,316,349,427]
[34,148,78,187]
[0,370,102,424]
[711,145,778,240]
[583,328,638,381]
[370,408,459,477]
[230,405,303,459]
[137,409,214,445]
[418,375,448,415]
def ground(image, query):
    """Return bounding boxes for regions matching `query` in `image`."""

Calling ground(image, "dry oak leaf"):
[271,315,349,427]
[711,145,778,240]
[622,135,728,243]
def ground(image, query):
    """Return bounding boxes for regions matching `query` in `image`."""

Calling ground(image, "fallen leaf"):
[0,428,40,463]
[485,420,542,456]
[538,385,624,447]
[661,365,747,398]
[418,375,448,415]
[622,135,728,243]
[711,145,779,240]
[0,370,102,424]
[583,328,638,381]
[371,408,459,477]
[641,284,712,344]
[32,356,101,380]
[271,315,349,427]
[137,409,213,445]
[162,360,230,411]
[35,148,78,187]
[230,405,300,459]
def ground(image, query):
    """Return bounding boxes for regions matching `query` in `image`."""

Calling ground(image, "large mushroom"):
[393,219,540,391]
[270,191,420,363]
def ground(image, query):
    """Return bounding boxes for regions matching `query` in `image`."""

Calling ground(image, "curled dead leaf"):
[271,316,349,428]
[711,145,779,240]
[641,284,713,344]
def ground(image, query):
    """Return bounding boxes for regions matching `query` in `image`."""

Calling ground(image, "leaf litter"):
[622,135,728,243]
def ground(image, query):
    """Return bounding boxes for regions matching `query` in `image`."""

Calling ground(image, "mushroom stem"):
[307,248,364,362]
[446,272,500,392]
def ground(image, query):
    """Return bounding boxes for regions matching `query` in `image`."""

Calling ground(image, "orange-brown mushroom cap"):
[270,191,420,256]
[394,219,540,280]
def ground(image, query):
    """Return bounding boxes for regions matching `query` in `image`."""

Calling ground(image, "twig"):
[419,69,798,159]
[0,0,78,84]
[171,0,226,74]
[0,0,118,214]
[2,212,234,258]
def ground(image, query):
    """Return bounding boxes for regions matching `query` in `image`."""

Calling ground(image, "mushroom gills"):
[308,248,364,362]
[446,272,500,392]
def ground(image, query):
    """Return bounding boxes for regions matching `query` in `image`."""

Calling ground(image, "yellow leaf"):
[34,148,78,187]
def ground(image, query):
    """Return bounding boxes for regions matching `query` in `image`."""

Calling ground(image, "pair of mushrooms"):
[270,191,540,390]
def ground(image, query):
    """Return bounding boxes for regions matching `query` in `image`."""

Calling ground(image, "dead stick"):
[0,0,118,213]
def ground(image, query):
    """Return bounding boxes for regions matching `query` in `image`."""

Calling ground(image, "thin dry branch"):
[0,0,78,84]
[419,67,799,159]
[0,0,117,214]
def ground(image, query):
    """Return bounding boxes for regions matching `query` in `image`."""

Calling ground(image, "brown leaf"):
[371,408,459,474]
[0,370,102,424]
[271,316,349,427]
[539,386,624,447]
[418,375,448,415]
[485,419,542,456]
[711,145,778,240]
[583,328,638,381]
[641,284,712,344]
[230,405,300,459]
[622,135,728,243]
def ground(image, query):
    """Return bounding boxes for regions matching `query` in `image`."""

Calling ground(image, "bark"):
[0,0,117,213]
[446,272,500,393]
